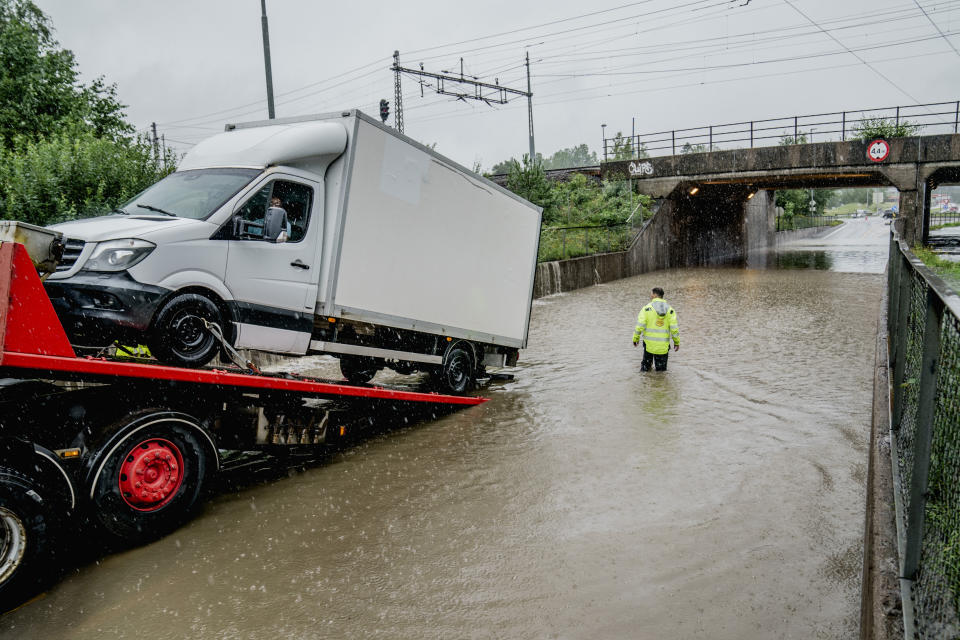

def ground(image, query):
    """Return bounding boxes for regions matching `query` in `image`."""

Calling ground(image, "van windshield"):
[118,168,261,220]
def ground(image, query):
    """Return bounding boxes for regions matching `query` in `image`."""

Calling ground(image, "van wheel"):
[440,344,475,394]
[149,293,223,368]
[89,418,211,543]
[339,355,379,384]
[0,467,56,611]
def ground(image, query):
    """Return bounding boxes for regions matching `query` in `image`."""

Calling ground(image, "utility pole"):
[260,0,276,119]
[151,122,159,159]
[526,51,535,163]
[393,51,404,135]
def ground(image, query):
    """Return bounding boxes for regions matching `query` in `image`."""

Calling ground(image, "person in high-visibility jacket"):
[632,287,680,371]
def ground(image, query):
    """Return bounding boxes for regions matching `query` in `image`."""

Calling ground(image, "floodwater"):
[2,220,890,639]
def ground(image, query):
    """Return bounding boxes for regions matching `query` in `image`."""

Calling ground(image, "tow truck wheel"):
[0,467,55,611]
[440,344,476,394]
[149,293,223,368]
[89,420,210,543]
[339,355,379,384]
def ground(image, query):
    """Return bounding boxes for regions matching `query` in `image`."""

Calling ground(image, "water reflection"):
[776,250,833,270]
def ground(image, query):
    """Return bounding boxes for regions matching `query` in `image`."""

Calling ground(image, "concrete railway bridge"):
[571,134,960,280]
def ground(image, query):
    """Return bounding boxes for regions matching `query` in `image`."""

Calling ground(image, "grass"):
[931,222,960,231]
[913,245,960,292]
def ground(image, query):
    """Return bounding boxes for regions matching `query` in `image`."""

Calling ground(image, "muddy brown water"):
[2,221,889,639]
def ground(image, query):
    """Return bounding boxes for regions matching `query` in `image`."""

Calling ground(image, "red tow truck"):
[0,238,487,609]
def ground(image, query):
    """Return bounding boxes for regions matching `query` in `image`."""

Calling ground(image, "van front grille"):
[56,238,85,271]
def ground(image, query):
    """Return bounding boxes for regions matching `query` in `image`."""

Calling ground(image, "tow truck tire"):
[149,293,223,368]
[339,355,379,384]
[89,420,210,543]
[0,467,54,611]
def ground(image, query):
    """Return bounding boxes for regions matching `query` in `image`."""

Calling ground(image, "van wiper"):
[136,203,176,217]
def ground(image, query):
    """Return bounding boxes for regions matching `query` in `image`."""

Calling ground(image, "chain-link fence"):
[538,223,633,262]
[888,231,960,638]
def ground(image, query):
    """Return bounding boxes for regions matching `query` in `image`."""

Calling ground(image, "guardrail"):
[604,99,960,159]
[887,230,960,638]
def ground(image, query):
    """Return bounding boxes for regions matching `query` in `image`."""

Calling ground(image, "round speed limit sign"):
[867,139,890,162]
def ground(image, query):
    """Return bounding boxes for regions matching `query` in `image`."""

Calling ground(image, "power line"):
[782,0,923,104]
[912,0,960,58]
[535,31,958,78]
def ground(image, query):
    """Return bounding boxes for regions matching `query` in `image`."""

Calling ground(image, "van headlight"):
[82,239,156,272]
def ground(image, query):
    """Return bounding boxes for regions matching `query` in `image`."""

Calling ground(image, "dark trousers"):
[641,348,669,372]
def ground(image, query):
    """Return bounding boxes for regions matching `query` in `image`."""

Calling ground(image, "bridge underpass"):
[601,134,960,271]
[1,219,891,639]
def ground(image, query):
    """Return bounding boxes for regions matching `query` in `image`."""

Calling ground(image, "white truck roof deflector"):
[178,121,348,171]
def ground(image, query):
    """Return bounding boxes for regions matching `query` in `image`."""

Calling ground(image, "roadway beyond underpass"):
[0,219,891,639]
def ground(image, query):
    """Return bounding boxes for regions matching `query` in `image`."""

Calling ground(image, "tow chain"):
[201,318,261,374]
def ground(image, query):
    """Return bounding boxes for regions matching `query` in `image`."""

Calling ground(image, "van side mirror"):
[263,207,288,243]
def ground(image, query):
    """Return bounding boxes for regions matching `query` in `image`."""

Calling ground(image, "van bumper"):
[43,271,169,344]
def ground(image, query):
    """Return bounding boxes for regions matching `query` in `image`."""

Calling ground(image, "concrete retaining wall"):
[775,224,839,246]
[534,189,777,298]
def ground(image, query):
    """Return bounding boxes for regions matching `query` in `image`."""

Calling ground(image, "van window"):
[235,180,313,242]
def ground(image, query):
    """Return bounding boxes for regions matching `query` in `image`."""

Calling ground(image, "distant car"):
[883,209,894,219]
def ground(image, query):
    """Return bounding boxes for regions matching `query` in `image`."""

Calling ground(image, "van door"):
[224,175,322,353]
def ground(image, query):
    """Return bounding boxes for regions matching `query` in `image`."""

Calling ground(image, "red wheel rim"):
[117,438,185,512]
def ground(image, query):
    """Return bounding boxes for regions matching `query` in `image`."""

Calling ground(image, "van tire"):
[439,343,475,395]
[339,355,379,384]
[149,293,223,368]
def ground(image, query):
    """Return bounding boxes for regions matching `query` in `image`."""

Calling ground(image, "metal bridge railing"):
[887,230,960,639]
[603,99,960,159]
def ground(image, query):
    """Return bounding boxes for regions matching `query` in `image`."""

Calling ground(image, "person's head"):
[651,287,664,299]
[270,196,282,208]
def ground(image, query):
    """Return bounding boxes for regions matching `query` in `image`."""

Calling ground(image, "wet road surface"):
[2,220,889,639]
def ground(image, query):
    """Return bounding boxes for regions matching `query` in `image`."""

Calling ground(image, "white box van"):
[44,110,542,392]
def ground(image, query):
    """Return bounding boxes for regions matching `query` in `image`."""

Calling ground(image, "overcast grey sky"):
[33,0,960,169]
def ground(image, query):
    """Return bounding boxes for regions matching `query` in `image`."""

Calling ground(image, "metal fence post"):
[750,121,754,148]
[955,100,959,133]
[902,287,943,580]
[896,106,900,128]
[562,229,567,260]
[709,126,713,151]
[841,112,846,141]
[892,252,913,429]
[671,130,676,155]
[794,116,798,142]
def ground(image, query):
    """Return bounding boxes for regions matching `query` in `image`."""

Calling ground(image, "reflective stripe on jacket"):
[632,298,680,355]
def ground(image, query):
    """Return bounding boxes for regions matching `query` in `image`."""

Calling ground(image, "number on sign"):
[867,139,890,163]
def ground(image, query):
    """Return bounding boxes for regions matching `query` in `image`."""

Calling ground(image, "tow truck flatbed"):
[0,240,489,610]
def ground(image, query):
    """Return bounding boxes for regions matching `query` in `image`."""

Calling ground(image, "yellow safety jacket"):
[632,298,679,355]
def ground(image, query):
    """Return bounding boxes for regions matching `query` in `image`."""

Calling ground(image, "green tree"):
[778,133,808,146]
[776,188,831,218]
[680,142,708,154]
[0,0,132,144]
[506,154,554,213]
[0,131,176,225]
[542,144,598,169]
[607,131,646,160]
[852,117,921,140]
